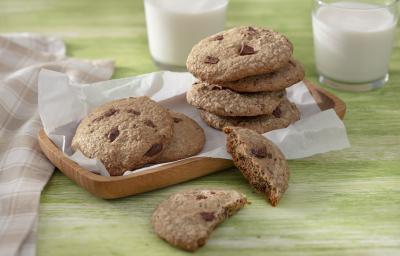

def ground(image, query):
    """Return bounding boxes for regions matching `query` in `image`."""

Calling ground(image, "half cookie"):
[151,189,247,252]
[224,127,289,206]
[200,99,300,134]
[154,112,205,163]
[218,59,305,92]
[187,82,285,116]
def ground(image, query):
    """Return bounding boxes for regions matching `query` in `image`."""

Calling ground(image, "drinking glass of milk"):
[144,0,228,71]
[312,0,398,91]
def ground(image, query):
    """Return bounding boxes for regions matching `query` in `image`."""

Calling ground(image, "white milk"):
[312,2,397,83]
[144,0,228,69]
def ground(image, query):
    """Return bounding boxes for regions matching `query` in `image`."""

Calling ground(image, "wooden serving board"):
[38,81,346,199]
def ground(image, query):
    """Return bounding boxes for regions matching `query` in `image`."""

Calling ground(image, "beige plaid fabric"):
[0,34,114,256]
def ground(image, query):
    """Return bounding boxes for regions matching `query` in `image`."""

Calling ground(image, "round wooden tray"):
[38,80,346,199]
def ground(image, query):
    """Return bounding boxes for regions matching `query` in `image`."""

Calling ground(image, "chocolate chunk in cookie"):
[204,56,219,64]
[239,42,256,55]
[106,127,119,142]
[145,143,163,157]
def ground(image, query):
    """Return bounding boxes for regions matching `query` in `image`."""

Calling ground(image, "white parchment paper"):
[38,69,350,176]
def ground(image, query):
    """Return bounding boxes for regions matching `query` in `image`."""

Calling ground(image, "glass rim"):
[315,0,399,10]
[144,0,229,14]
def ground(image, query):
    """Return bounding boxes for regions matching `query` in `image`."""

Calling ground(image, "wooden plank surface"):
[1,0,400,255]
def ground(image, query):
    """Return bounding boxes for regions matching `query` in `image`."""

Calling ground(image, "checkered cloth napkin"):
[0,33,114,256]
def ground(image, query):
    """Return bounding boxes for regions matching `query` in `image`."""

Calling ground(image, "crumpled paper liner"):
[38,70,350,176]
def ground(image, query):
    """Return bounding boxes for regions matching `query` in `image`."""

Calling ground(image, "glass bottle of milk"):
[312,0,398,92]
[144,0,228,71]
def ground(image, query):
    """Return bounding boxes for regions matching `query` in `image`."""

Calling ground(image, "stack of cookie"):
[186,26,304,134]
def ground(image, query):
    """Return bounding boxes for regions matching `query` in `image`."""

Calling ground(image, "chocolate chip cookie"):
[187,82,286,117]
[224,127,289,206]
[151,189,247,252]
[216,59,305,92]
[200,99,300,134]
[154,112,205,163]
[186,26,293,83]
[71,97,173,176]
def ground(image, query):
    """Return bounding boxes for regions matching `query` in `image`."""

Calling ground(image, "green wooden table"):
[2,0,400,255]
